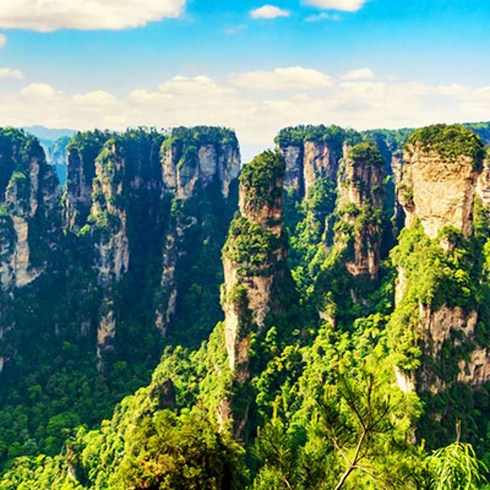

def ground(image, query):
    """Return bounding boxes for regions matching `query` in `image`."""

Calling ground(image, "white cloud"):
[21,83,57,97]
[230,66,334,91]
[305,12,340,21]
[157,75,235,97]
[0,67,489,161]
[304,0,367,12]
[0,0,186,32]
[250,5,291,19]
[73,90,118,110]
[0,34,6,48]
[341,67,375,80]
[0,67,23,79]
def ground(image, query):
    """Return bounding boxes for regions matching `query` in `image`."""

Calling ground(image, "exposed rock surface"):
[60,128,242,363]
[90,142,131,357]
[398,142,480,239]
[476,158,490,207]
[161,137,240,200]
[419,305,479,393]
[335,142,385,278]
[220,150,291,438]
[64,134,104,232]
[278,139,339,198]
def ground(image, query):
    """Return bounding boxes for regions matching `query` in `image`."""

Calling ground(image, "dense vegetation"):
[1,122,490,488]
[0,126,239,471]
[407,124,486,168]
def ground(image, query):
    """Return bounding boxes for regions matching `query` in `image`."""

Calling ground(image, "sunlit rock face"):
[398,142,480,239]
[161,137,240,200]
[393,125,487,394]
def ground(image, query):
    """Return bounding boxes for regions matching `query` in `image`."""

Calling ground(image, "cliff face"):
[0,126,242,462]
[278,139,339,198]
[476,155,490,207]
[155,128,240,337]
[161,130,240,200]
[90,141,131,357]
[0,126,241,380]
[57,127,242,363]
[398,143,479,239]
[392,125,487,394]
[64,131,107,232]
[0,214,15,373]
[0,129,61,370]
[335,142,385,278]
[222,151,287,384]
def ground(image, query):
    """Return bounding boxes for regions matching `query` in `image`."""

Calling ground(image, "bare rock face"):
[78,130,166,363]
[155,232,178,336]
[222,257,276,383]
[335,142,385,278]
[419,305,479,393]
[161,136,240,200]
[459,347,490,386]
[64,133,105,231]
[63,128,241,363]
[92,147,130,285]
[281,145,303,192]
[398,142,480,239]
[395,303,486,394]
[279,140,339,197]
[303,140,338,195]
[0,132,61,287]
[90,143,131,358]
[238,169,283,239]
[4,154,60,287]
[220,150,291,438]
[153,218,192,337]
[0,215,15,371]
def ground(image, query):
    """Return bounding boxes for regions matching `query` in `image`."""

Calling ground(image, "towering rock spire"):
[335,141,386,279]
[222,150,288,382]
[391,124,487,393]
[0,129,61,371]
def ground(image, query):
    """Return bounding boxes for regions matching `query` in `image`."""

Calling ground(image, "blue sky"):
[0,0,489,159]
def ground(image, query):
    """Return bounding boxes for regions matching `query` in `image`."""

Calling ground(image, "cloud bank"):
[230,66,334,91]
[0,66,488,159]
[0,0,186,32]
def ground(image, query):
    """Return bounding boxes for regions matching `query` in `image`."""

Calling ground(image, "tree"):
[426,423,487,490]
[316,365,419,489]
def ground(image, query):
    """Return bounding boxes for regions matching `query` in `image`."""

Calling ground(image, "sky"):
[0,0,489,160]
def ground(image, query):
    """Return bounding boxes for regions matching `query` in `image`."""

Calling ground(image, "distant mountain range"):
[22,125,77,142]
